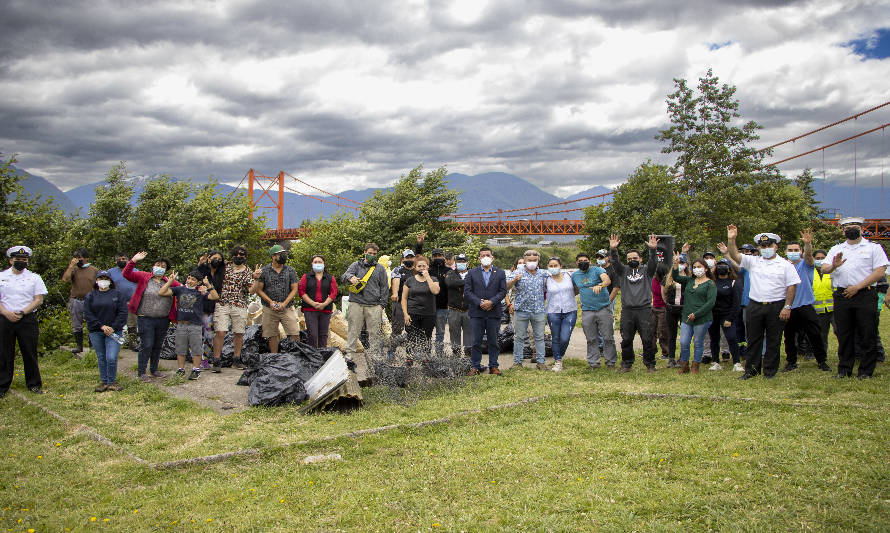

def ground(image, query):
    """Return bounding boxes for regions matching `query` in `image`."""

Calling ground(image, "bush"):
[36,306,73,355]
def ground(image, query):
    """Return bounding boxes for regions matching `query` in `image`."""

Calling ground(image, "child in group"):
[160,270,219,380]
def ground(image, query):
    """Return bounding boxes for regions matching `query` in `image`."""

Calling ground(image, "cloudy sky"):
[1,0,889,197]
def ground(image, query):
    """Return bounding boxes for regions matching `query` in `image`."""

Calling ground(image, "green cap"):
[268,244,285,255]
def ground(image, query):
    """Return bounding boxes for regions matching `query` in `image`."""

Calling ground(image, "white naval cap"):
[838,216,865,226]
[754,233,781,245]
[6,246,32,258]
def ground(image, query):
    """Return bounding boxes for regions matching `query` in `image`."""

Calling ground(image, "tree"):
[82,162,134,262]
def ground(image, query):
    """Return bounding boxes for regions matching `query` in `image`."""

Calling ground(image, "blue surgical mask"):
[312,263,325,273]
[547,267,561,275]
[760,247,776,259]
[596,259,606,266]
[787,252,800,262]
[814,259,824,268]
[152,266,166,276]
[456,262,467,271]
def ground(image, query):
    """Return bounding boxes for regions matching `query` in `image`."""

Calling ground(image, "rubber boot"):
[73,332,84,354]
[691,362,700,374]
[678,361,689,374]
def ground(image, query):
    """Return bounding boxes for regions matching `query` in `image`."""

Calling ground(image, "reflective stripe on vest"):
[813,298,833,313]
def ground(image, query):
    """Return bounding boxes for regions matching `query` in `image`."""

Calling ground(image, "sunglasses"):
[232,252,247,257]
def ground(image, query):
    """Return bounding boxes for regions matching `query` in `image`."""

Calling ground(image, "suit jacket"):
[464,266,507,319]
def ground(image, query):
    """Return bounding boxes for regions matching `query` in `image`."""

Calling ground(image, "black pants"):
[137,316,169,376]
[0,313,42,393]
[783,304,827,366]
[665,307,683,359]
[817,311,834,354]
[745,300,785,377]
[855,309,884,362]
[836,289,879,377]
[406,313,435,360]
[735,307,748,361]
[709,312,740,364]
[620,307,655,368]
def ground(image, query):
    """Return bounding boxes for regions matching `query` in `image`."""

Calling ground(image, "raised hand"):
[681,241,691,253]
[716,242,728,254]
[198,254,208,265]
[167,270,178,281]
[727,224,738,241]
[68,257,80,267]
[253,264,263,280]
[673,251,681,265]
[417,230,427,243]
[832,252,846,269]
[800,227,813,244]
[609,234,620,249]
[132,251,148,263]
[647,234,658,249]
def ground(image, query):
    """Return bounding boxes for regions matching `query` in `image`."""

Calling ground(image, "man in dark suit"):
[464,247,508,375]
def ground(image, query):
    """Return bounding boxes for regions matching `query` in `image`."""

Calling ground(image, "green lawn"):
[1,318,889,531]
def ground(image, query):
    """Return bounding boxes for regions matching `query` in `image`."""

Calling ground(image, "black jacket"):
[444,270,470,311]
[428,261,451,309]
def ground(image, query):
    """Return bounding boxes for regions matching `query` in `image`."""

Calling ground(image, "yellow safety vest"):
[813,271,833,314]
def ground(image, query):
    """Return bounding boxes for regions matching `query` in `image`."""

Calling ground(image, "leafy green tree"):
[81,162,134,262]
[287,212,366,277]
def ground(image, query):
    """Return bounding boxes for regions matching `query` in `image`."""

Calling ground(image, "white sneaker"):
[552,360,563,372]
[733,363,745,372]
[709,362,722,371]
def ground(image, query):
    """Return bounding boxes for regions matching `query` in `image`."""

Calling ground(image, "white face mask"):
[525,261,538,270]
[456,262,467,271]
[692,267,706,277]
[152,266,166,277]
[547,267,560,275]
[705,259,715,268]
[596,259,606,266]
[480,256,493,267]
[814,259,824,268]
[760,247,776,259]
[97,280,111,290]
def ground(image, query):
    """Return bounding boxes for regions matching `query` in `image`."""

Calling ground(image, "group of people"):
[0,215,887,399]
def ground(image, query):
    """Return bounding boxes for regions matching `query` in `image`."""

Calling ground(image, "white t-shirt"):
[824,238,889,288]
[0,268,48,312]
[545,274,576,314]
[739,254,801,303]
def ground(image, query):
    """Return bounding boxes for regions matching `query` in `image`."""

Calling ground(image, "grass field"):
[2,318,889,531]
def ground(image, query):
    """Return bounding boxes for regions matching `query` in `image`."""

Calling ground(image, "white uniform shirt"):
[824,238,889,288]
[0,268,48,312]
[739,254,801,303]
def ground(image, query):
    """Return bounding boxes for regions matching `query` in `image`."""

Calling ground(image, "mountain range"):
[6,166,887,227]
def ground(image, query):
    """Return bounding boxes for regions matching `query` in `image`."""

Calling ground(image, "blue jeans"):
[89,330,122,384]
[547,311,577,361]
[514,311,547,364]
[679,321,712,363]
[470,316,501,369]
[434,308,449,356]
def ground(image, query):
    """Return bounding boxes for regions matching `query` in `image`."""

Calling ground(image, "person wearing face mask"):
[662,254,689,368]
[571,252,614,369]
[428,248,451,357]
[389,248,418,356]
[671,255,717,374]
[195,250,226,369]
[543,257,576,372]
[160,270,218,380]
[83,271,129,391]
[124,251,181,382]
[697,251,721,364]
[106,253,140,348]
[0,246,48,398]
[298,255,338,348]
[810,249,835,358]
[821,217,889,379]
[210,245,255,371]
[507,249,551,370]
[707,259,742,372]
[725,226,801,380]
[780,230,832,373]
[342,243,391,384]
[609,234,660,372]
[464,247,507,375]
[256,245,301,352]
[444,254,473,357]
[444,251,456,270]
[61,248,99,354]
[401,255,441,362]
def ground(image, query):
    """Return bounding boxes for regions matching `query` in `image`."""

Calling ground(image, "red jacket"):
[123,260,181,321]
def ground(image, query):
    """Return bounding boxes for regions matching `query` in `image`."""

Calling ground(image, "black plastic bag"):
[244,342,338,406]
[498,324,514,353]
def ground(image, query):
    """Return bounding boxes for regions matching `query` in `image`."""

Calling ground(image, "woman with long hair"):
[672,254,716,374]
[298,254,338,348]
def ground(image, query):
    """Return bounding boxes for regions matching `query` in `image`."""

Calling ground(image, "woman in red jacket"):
[298,255,338,348]
[124,251,180,382]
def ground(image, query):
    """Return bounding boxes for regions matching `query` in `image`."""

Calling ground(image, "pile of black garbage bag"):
[480,322,552,358]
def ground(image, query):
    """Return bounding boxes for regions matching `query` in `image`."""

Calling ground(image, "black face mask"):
[844,227,861,240]
[716,266,730,276]
[76,259,84,267]
[116,260,127,269]
[403,260,414,269]
[210,259,223,268]
[232,256,246,265]
[432,258,445,267]
[628,259,640,269]
[277,253,288,264]
[577,261,590,271]
[13,260,27,272]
